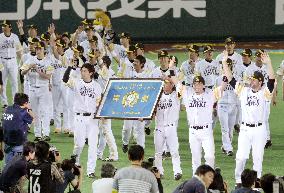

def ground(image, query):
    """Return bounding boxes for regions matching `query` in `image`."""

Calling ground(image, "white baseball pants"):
[235,124,267,183]
[154,125,182,176]
[189,125,215,174]
[122,120,145,148]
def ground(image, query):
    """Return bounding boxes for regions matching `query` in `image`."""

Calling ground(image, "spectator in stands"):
[92,163,116,193]
[232,169,260,193]
[112,145,159,193]
[0,141,35,193]
[2,93,34,164]
[172,164,215,193]
[208,168,228,193]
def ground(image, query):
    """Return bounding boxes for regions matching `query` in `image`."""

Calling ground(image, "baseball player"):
[0,20,22,107]
[108,32,130,64]
[49,38,70,134]
[245,49,272,148]
[154,76,182,180]
[121,54,151,153]
[216,37,243,132]
[135,43,156,72]
[88,53,118,161]
[20,41,54,141]
[63,63,102,178]
[216,58,238,156]
[178,44,202,86]
[174,72,227,174]
[222,51,275,185]
[74,19,93,44]
[20,37,39,95]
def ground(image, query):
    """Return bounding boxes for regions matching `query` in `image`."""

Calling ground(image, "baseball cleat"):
[34,137,42,142]
[234,124,240,133]
[68,132,74,137]
[227,151,233,156]
[145,127,151,135]
[50,119,54,126]
[103,157,118,162]
[174,173,182,181]
[265,140,272,149]
[165,152,171,158]
[63,129,69,134]
[221,146,226,154]
[122,144,128,153]
[42,136,51,142]
[87,173,96,178]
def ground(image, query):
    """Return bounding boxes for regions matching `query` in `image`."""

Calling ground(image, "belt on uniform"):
[1,57,14,60]
[164,123,174,127]
[206,86,213,89]
[76,113,92,116]
[191,125,209,130]
[241,122,262,127]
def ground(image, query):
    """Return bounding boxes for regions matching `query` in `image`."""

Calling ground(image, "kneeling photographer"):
[57,156,83,193]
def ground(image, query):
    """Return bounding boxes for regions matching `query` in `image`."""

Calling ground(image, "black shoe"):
[42,136,51,142]
[174,173,182,181]
[2,104,7,109]
[85,138,88,145]
[227,151,233,156]
[50,119,54,126]
[34,137,42,142]
[221,146,226,154]
[87,173,96,178]
[122,144,128,153]
[162,151,166,159]
[234,124,240,133]
[145,127,151,135]
[165,152,171,158]
[265,140,272,149]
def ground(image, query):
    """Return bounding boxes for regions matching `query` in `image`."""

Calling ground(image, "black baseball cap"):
[126,45,136,53]
[35,41,45,49]
[119,32,130,39]
[255,49,265,57]
[252,71,264,82]
[1,20,11,27]
[56,39,66,47]
[61,32,70,39]
[187,44,199,53]
[72,45,84,53]
[203,45,214,53]
[81,19,93,25]
[40,33,50,41]
[88,35,98,43]
[88,49,99,58]
[135,43,144,50]
[193,76,205,85]
[225,37,235,44]
[241,49,252,57]
[158,50,169,58]
[28,37,39,44]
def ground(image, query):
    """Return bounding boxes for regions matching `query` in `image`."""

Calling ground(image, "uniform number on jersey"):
[29,176,41,193]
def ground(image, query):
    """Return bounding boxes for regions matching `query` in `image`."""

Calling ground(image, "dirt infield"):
[145,41,284,52]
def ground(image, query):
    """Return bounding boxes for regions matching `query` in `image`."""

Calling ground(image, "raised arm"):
[261,52,275,93]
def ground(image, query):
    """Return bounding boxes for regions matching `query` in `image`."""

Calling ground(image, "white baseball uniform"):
[21,56,54,138]
[96,66,119,160]
[20,52,36,95]
[182,86,222,174]
[233,81,273,183]
[179,58,202,86]
[67,77,102,175]
[245,63,271,140]
[215,76,238,152]
[154,91,182,177]
[0,32,22,105]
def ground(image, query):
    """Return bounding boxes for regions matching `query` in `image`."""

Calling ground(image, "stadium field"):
[2,48,284,193]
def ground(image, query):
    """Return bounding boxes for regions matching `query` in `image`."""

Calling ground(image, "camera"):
[48,145,59,162]
[141,157,158,173]
[68,155,81,176]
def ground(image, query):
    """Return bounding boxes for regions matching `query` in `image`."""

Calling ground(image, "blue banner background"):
[98,80,163,119]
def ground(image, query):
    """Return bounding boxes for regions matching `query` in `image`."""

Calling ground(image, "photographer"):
[27,141,64,193]
[112,145,159,193]
[92,163,116,193]
[232,169,260,193]
[56,158,83,193]
[2,93,34,164]
[261,174,284,193]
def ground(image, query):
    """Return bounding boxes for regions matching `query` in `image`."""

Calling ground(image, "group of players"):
[0,9,281,185]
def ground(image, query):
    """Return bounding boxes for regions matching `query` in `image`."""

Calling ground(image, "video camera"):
[141,157,158,174]
[48,145,59,162]
[60,155,81,176]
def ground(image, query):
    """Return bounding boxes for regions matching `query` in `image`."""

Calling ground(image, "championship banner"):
[96,78,163,120]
